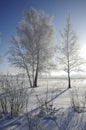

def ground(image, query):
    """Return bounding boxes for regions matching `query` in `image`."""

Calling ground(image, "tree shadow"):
[47,88,68,104]
[30,88,68,114]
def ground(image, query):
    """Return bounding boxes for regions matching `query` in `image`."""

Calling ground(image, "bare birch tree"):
[8,8,55,87]
[56,15,82,88]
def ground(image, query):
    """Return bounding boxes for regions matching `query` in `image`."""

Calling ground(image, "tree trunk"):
[33,50,39,88]
[27,73,32,88]
[32,63,35,87]
[34,67,38,87]
[68,54,71,88]
[68,71,71,88]
[67,46,71,88]
[22,54,32,88]
[25,67,32,88]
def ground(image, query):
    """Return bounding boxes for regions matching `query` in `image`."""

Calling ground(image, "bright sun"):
[80,44,86,59]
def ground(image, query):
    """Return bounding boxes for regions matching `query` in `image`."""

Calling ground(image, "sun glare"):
[80,44,86,59]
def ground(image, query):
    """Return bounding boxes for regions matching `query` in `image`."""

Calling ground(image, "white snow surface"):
[0,78,86,130]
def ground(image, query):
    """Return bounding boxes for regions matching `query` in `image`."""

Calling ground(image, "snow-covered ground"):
[0,78,86,130]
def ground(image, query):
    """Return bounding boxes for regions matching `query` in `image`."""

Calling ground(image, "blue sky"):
[0,0,86,73]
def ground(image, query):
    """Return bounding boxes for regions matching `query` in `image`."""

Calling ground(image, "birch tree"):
[56,15,82,88]
[8,8,55,87]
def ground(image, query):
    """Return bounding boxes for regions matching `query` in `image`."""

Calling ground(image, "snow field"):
[0,78,86,130]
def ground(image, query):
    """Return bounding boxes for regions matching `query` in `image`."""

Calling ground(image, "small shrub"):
[0,74,29,116]
[70,89,86,113]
